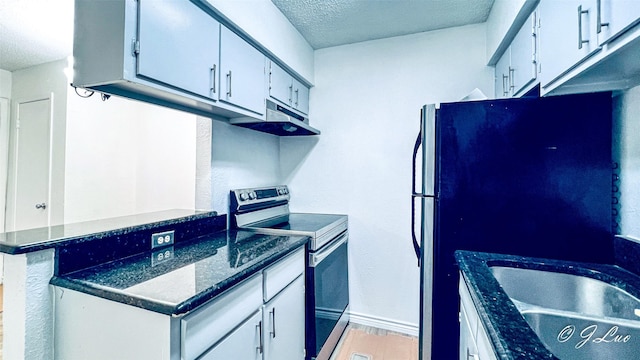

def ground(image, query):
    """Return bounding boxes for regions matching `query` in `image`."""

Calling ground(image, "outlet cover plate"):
[151,230,175,249]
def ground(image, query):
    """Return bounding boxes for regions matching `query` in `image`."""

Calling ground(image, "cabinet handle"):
[256,321,263,353]
[596,0,609,34]
[210,64,216,95]
[508,67,515,92]
[502,74,509,97]
[467,348,479,360]
[288,85,293,105]
[294,88,299,107]
[270,308,277,338]
[226,71,232,97]
[578,5,590,49]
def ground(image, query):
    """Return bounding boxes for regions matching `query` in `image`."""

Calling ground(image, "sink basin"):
[490,266,640,359]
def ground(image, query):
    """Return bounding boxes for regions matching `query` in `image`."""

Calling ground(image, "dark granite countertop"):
[0,209,217,254]
[455,250,640,360]
[50,228,308,316]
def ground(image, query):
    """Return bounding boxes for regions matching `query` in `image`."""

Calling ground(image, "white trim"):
[348,311,419,337]
[0,97,10,233]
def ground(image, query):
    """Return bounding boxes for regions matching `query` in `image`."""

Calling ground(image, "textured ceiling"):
[0,0,495,72]
[271,0,496,49]
[0,0,74,72]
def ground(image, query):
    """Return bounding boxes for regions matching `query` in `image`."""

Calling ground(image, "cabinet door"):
[199,311,262,360]
[494,48,511,98]
[292,79,310,115]
[269,61,293,106]
[137,0,219,100]
[263,275,305,360]
[598,0,640,44]
[219,26,266,115]
[539,0,599,88]
[510,11,538,96]
[459,304,479,360]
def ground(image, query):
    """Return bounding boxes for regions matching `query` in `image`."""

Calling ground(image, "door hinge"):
[132,39,140,56]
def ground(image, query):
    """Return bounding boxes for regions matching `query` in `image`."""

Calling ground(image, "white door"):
[6,97,52,231]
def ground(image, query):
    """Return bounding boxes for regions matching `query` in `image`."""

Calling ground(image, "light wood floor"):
[330,324,419,360]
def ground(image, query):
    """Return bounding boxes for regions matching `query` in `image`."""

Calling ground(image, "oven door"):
[306,231,349,360]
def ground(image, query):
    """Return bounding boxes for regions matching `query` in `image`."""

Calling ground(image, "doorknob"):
[35,203,47,210]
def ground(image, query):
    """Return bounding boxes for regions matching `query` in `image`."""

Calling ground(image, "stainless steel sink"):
[490,266,640,359]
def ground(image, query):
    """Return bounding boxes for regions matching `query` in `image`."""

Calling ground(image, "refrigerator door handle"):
[412,110,424,266]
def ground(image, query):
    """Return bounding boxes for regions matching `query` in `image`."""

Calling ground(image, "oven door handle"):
[309,232,348,267]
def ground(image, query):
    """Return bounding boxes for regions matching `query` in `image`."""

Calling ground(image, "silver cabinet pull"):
[294,88,299,107]
[270,308,276,338]
[226,70,232,97]
[256,321,263,353]
[596,0,609,33]
[509,67,515,92]
[210,64,216,95]
[578,5,590,49]
[35,203,47,210]
[288,84,293,105]
[502,74,509,97]
[467,348,479,360]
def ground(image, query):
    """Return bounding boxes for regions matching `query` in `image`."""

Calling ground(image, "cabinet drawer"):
[181,274,263,360]
[263,247,305,302]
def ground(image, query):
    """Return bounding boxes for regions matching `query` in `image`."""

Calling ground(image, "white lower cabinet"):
[263,275,306,360]
[53,247,305,360]
[459,273,497,360]
[200,310,262,360]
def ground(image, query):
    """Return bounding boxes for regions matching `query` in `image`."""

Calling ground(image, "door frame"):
[5,93,55,231]
[0,97,10,233]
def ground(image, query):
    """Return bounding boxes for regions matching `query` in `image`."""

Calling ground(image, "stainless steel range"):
[230,186,349,360]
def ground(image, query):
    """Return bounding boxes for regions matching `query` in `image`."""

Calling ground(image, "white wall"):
[281,24,494,332]
[206,0,314,83]
[614,85,640,237]
[0,69,11,98]
[65,87,197,223]
[209,120,280,215]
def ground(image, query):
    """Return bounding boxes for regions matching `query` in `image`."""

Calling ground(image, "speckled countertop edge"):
[0,210,218,254]
[51,231,309,317]
[455,250,640,360]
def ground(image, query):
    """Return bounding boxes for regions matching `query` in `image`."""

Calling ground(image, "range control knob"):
[249,191,257,200]
[239,192,249,201]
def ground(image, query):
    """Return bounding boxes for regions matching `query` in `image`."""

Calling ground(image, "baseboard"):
[348,311,419,337]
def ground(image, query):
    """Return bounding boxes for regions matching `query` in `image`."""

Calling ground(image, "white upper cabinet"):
[494,10,538,99]
[137,0,220,100]
[495,48,512,98]
[510,11,539,96]
[268,61,310,115]
[597,0,640,44]
[292,78,310,115]
[219,26,266,115]
[539,0,600,90]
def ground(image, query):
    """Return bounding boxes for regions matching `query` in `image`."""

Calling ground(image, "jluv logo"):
[557,325,631,349]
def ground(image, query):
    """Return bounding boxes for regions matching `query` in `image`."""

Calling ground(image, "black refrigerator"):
[411,92,614,359]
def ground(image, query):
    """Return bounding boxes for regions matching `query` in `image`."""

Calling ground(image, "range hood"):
[230,100,320,136]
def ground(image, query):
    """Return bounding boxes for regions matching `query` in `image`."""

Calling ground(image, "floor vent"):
[350,354,371,360]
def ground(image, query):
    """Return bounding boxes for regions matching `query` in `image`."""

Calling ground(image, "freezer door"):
[421,104,437,197]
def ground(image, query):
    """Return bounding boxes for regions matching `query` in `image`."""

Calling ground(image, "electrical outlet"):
[151,230,175,249]
[151,247,174,267]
